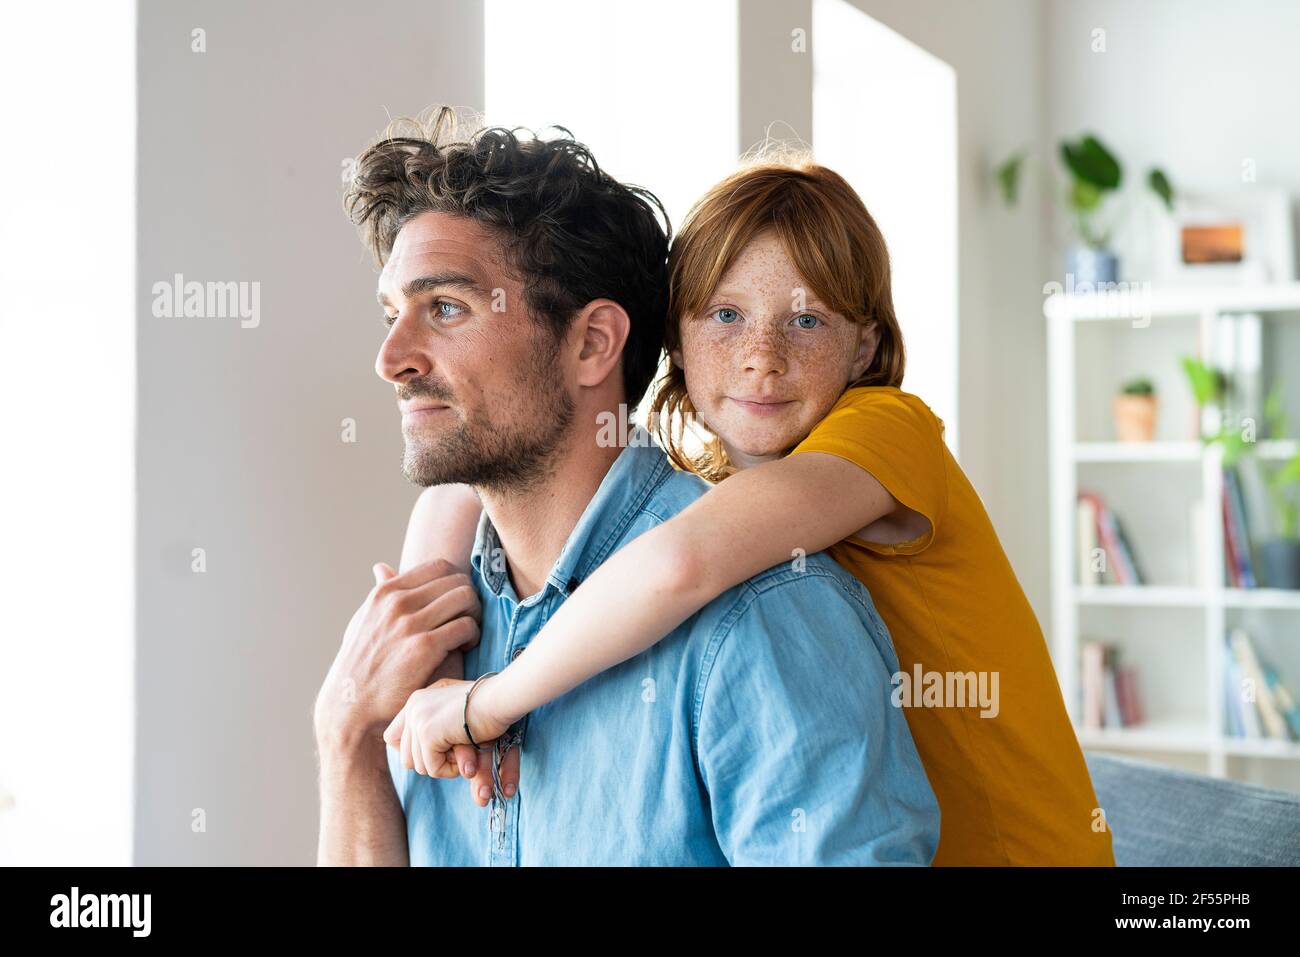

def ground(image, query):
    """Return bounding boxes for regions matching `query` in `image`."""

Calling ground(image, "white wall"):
[739,0,813,152]
[0,1,136,865]
[485,0,738,245]
[135,0,483,865]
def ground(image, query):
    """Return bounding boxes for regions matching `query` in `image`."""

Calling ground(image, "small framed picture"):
[1155,188,1295,285]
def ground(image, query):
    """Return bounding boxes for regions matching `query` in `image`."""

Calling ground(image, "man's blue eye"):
[794,314,820,329]
[714,307,739,324]
[437,301,466,319]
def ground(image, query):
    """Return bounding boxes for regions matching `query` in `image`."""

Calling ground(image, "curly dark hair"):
[344,106,672,405]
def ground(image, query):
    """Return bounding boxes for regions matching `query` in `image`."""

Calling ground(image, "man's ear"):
[850,321,880,382]
[572,299,631,389]
[669,347,683,369]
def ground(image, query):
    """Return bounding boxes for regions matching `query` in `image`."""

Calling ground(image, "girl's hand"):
[383,676,517,806]
[387,651,481,783]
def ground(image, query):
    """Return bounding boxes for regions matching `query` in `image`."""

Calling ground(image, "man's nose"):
[375,314,432,385]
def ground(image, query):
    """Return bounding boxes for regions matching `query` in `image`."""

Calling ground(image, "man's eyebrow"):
[376,272,486,307]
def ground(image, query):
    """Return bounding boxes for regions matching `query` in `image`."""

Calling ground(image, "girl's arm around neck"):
[475,450,902,727]
[399,483,482,575]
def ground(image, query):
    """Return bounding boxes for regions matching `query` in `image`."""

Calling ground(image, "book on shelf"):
[1224,628,1300,741]
[1076,491,1144,586]
[1080,640,1145,730]
[1222,466,1258,588]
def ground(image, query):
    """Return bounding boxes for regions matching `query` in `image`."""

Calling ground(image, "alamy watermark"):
[596,404,654,448]
[892,665,1000,718]
[151,273,260,328]
[1043,273,1153,328]
[49,886,151,937]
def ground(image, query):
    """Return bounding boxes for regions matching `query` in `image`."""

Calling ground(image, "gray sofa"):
[1085,751,1300,866]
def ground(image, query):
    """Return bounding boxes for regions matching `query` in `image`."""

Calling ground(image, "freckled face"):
[670,232,873,467]
[374,211,575,491]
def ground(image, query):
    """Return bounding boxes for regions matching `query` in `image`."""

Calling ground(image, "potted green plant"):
[996,133,1173,284]
[1261,390,1300,590]
[1114,377,1157,442]
[1181,356,1238,454]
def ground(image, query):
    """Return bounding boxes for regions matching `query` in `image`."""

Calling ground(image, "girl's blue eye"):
[794,313,820,329]
[714,307,739,324]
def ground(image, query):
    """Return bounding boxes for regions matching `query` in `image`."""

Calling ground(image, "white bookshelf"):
[1046,282,1300,790]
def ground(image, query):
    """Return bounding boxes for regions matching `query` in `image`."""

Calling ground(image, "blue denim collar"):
[470,424,671,603]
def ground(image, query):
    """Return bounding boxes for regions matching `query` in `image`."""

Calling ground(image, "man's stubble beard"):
[400,332,576,495]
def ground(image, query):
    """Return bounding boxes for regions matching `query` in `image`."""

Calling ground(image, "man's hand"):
[314,559,481,754]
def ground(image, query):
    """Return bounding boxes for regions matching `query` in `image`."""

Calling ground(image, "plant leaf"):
[1147,168,1174,211]
[1061,134,1122,190]
[996,152,1025,206]
[1181,356,1222,405]
[1071,178,1103,211]
[1222,430,1249,468]
[1274,456,1300,487]
[1264,385,1288,437]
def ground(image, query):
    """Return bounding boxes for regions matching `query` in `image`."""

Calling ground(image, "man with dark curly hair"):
[313,107,938,866]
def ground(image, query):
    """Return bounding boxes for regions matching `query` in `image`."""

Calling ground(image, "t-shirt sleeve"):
[787,389,948,555]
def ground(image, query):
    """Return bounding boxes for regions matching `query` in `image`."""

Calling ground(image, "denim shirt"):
[387,426,940,865]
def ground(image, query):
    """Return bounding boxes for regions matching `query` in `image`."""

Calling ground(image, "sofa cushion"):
[1085,751,1300,866]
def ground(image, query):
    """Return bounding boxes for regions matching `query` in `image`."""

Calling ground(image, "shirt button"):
[567,577,580,592]
[511,646,525,661]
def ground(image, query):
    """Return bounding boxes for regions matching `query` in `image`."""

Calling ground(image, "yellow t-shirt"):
[789,386,1114,866]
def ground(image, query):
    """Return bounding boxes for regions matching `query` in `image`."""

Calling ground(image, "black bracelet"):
[464,671,499,750]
